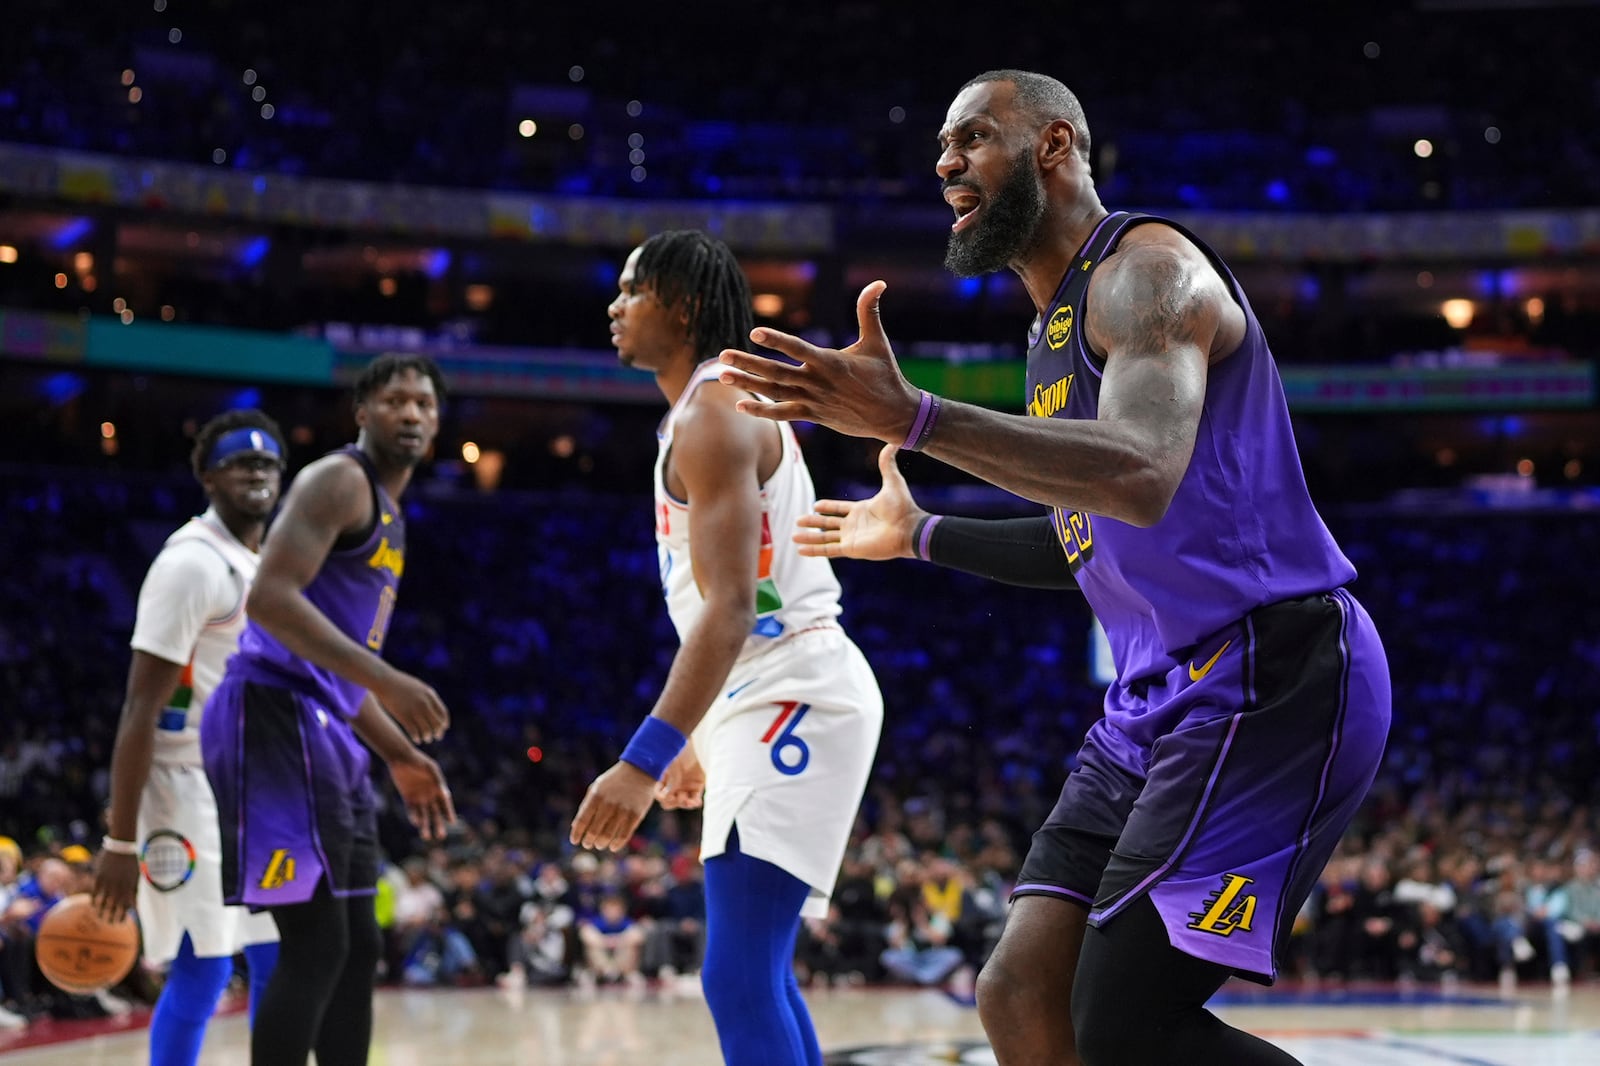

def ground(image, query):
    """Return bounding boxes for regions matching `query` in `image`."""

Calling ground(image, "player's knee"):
[974,957,1030,1020]
[699,955,746,1014]
[346,914,383,969]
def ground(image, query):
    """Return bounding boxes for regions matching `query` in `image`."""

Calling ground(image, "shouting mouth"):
[945,186,982,234]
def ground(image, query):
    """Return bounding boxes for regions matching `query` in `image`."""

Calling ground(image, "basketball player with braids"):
[92,410,285,1066]
[202,355,455,1066]
[718,71,1391,1065]
[572,230,883,1066]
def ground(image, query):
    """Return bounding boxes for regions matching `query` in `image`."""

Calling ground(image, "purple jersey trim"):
[1270,591,1353,943]
[1012,882,1093,906]
[1089,710,1245,925]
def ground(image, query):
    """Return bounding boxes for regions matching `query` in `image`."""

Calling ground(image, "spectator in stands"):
[576,891,646,989]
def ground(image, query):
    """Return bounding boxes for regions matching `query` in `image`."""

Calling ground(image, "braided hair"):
[632,230,754,364]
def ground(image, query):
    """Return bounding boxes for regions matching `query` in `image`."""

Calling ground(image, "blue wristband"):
[619,716,688,781]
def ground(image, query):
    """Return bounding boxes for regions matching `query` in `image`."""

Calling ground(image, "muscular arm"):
[104,651,186,842]
[246,454,400,693]
[647,385,772,737]
[918,235,1223,526]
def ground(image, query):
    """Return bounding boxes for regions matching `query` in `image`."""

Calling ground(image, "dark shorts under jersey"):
[201,673,379,908]
[1014,589,1390,982]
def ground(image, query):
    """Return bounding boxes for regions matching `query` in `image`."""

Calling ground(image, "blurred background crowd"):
[3,468,1599,1019]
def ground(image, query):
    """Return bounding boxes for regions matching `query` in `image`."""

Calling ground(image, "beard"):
[943,149,1046,278]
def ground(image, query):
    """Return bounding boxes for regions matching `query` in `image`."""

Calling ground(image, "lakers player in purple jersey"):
[718,71,1390,1066]
[201,355,456,1066]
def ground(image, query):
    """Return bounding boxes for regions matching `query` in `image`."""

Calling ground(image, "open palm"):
[795,443,927,561]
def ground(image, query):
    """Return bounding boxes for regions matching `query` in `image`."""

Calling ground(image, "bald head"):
[959,69,1091,162]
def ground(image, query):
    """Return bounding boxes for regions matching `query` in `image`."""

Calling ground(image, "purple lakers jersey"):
[233,445,405,718]
[1028,212,1354,682]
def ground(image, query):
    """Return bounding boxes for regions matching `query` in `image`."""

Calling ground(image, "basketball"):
[35,893,140,995]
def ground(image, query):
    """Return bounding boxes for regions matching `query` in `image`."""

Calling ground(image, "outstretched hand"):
[796,443,928,561]
[717,281,923,443]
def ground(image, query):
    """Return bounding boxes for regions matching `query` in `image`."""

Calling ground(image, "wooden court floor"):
[4,979,1600,1064]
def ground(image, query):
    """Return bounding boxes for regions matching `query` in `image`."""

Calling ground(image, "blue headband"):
[206,427,283,470]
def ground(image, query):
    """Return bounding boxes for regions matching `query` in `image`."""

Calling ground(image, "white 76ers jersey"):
[654,363,842,660]
[129,509,259,766]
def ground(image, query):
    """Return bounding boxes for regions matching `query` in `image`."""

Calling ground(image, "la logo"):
[1186,873,1257,937]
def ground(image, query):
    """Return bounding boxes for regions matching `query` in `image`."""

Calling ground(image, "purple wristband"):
[914,515,943,561]
[900,391,942,452]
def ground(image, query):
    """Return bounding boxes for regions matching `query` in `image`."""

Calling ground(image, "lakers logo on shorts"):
[140,830,197,892]
[1187,873,1258,937]
[259,849,298,890]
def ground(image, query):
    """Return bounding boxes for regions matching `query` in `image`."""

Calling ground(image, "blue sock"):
[702,828,821,1066]
[150,934,233,1066]
[243,940,280,1029]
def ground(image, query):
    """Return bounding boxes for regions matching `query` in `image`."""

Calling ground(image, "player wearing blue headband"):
[93,408,287,1066]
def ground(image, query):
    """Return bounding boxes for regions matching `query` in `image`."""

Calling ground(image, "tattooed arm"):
[900,225,1238,526]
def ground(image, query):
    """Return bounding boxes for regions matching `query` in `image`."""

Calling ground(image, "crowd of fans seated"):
[3,0,1598,210]
[3,460,1599,1026]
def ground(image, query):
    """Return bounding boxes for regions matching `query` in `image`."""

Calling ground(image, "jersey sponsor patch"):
[1045,305,1074,350]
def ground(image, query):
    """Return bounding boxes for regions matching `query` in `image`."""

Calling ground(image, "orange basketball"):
[35,893,140,995]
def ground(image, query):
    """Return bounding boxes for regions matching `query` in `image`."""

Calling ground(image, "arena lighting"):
[0,245,17,263]
[1413,139,1434,158]
[51,218,93,251]
[461,442,481,464]
[100,421,116,439]
[1441,298,1475,329]
[518,119,537,137]
[238,237,270,268]
[752,294,784,316]
[421,249,451,280]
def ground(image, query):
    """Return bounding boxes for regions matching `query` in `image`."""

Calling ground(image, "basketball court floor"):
[3,979,1598,1064]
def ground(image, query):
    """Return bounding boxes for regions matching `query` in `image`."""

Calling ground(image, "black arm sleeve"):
[915,514,1079,590]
